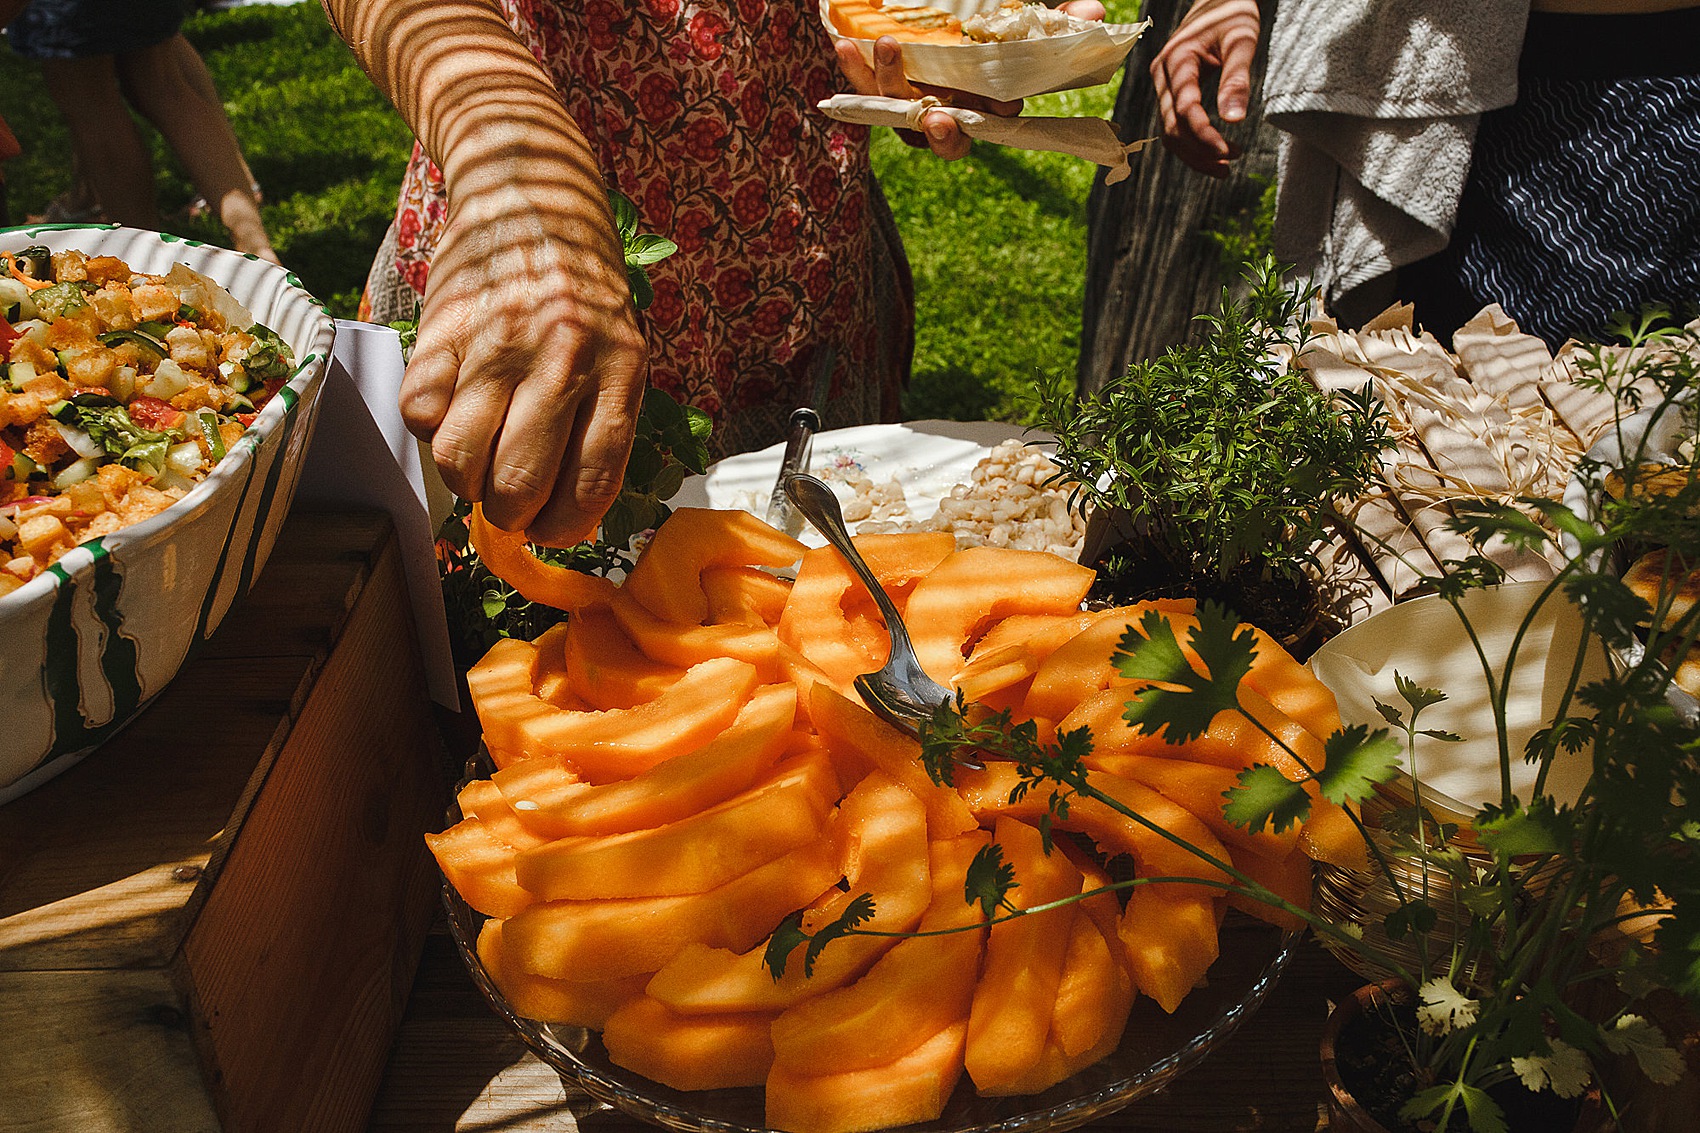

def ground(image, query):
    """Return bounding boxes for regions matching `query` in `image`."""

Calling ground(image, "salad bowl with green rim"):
[0,224,336,804]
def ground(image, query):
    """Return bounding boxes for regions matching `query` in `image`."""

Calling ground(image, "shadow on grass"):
[903,364,1008,422]
[968,145,1086,226]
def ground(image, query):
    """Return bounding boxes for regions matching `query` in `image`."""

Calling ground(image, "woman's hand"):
[1150,0,1261,178]
[404,178,648,546]
[833,0,1105,160]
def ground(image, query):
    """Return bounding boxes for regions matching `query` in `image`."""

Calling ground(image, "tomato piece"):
[128,395,185,431]
[0,438,15,471]
[236,412,258,427]
[0,316,18,356]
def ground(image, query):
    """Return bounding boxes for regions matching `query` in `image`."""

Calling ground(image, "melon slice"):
[513,749,838,899]
[498,683,796,839]
[809,682,978,837]
[1117,884,1220,1014]
[425,815,531,918]
[602,994,778,1091]
[768,832,988,1073]
[479,919,647,1027]
[902,547,1096,683]
[609,588,781,679]
[964,817,1083,1092]
[703,564,792,627]
[623,507,804,625]
[765,1019,970,1133]
[469,503,618,611]
[646,772,932,1014]
[565,605,684,710]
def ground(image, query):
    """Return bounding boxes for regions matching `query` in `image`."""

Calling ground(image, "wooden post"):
[1078,0,1280,394]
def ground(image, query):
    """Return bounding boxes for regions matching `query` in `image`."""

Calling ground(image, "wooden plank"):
[0,969,221,1133]
[184,533,445,1133]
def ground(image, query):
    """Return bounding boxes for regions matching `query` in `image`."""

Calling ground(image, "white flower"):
[1512,1039,1593,1099]
[1603,1015,1686,1086]
[1416,977,1479,1035]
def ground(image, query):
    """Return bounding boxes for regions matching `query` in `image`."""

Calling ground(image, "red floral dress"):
[370,0,912,457]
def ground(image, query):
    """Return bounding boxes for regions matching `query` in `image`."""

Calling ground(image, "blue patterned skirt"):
[7,0,186,61]
[1398,8,1700,348]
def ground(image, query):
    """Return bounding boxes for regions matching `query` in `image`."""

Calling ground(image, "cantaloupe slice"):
[769,832,988,1073]
[1225,843,1313,932]
[425,816,532,918]
[565,605,685,710]
[778,533,957,688]
[703,564,792,627]
[498,683,796,839]
[476,649,759,780]
[903,547,1096,683]
[955,764,1231,898]
[514,749,838,899]
[455,777,551,851]
[964,817,1083,1092]
[602,994,778,1091]
[1299,797,1371,871]
[809,682,978,837]
[623,507,804,625]
[609,588,782,679]
[1117,884,1220,1014]
[479,919,647,1027]
[501,833,841,982]
[977,908,1136,1095]
[1086,753,1298,863]
[647,772,932,1014]
[469,503,618,611]
[826,0,965,43]
[765,1019,970,1133]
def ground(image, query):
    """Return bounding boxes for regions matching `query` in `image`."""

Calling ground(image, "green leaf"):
[762,911,809,980]
[1115,605,1252,743]
[1374,699,1406,728]
[965,842,1017,917]
[1384,900,1439,941]
[608,187,639,240]
[1395,672,1448,716]
[1222,763,1311,834]
[1418,728,1463,743]
[1475,800,1568,860]
[1315,724,1403,806]
[801,892,876,977]
[1400,1083,1507,1133]
[625,233,679,266]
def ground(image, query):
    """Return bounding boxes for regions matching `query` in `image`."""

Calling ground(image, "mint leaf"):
[1315,724,1403,806]
[625,233,679,266]
[608,187,639,241]
[1223,763,1311,834]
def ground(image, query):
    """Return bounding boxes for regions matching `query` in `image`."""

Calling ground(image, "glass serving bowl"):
[443,752,1299,1133]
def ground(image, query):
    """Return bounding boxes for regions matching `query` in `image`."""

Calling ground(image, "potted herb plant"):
[1033,255,1389,649]
[778,314,1700,1132]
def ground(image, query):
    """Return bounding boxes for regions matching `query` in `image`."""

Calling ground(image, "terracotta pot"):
[1320,980,1613,1133]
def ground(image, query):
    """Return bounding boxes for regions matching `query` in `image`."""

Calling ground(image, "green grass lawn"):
[0,0,1142,424]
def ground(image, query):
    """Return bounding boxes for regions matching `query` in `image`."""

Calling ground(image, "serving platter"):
[442,756,1298,1133]
[671,419,1047,548]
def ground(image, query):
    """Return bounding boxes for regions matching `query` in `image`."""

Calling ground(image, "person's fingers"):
[1216,24,1258,124]
[1057,0,1103,20]
[833,37,879,96]
[920,109,970,161]
[525,368,645,546]
[397,331,457,445]
[1155,48,1233,176]
[477,348,580,533]
[872,36,915,99]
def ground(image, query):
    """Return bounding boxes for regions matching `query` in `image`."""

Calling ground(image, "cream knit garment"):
[1262,0,1529,305]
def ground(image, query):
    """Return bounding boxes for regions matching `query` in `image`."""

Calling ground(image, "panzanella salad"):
[0,245,295,594]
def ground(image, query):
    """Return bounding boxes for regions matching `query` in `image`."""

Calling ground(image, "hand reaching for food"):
[402,175,649,548]
[832,0,1106,161]
[1150,0,1261,178]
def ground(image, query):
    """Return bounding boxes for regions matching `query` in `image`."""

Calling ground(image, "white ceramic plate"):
[0,225,336,804]
[673,419,1047,548]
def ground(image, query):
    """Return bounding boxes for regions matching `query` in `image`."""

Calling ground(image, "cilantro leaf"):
[1115,604,1253,743]
[1315,724,1403,806]
[965,842,1017,917]
[1475,799,1568,860]
[762,911,810,981]
[801,892,876,978]
[1222,763,1311,834]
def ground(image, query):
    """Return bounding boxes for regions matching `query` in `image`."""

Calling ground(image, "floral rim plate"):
[444,758,1297,1133]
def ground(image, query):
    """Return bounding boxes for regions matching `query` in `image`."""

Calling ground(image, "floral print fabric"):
[379,0,907,456]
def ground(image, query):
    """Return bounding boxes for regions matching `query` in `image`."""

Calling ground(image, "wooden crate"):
[0,511,447,1133]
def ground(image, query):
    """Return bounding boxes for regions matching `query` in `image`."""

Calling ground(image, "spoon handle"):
[782,474,919,657]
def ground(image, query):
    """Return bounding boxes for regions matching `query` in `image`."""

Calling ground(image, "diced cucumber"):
[9,452,39,481]
[6,360,35,391]
[53,457,98,489]
[96,329,169,358]
[196,410,226,461]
